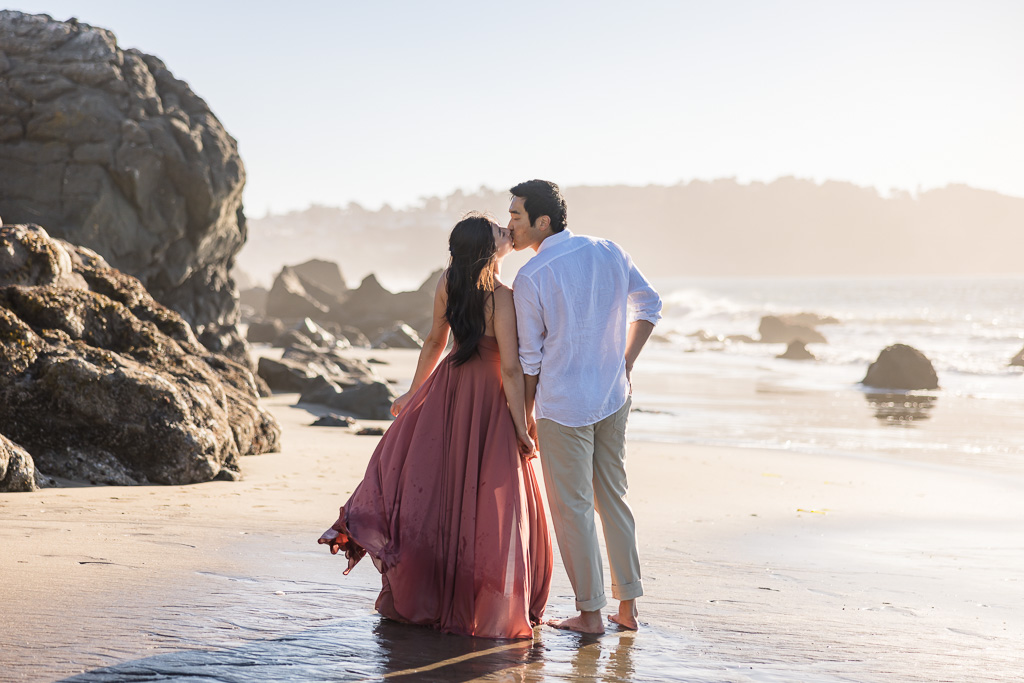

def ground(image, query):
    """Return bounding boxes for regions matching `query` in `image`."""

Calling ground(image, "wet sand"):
[2,348,1023,682]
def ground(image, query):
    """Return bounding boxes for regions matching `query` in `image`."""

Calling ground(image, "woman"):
[318,214,552,639]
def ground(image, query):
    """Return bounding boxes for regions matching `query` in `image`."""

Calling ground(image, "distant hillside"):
[236,179,1024,290]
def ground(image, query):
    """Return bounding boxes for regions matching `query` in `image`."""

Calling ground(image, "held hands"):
[517,415,539,460]
[516,425,537,460]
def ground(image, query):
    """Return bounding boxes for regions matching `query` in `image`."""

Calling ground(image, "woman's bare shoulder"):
[493,283,514,304]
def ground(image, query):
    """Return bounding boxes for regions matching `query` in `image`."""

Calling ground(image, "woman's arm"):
[390,272,451,417]
[493,286,535,458]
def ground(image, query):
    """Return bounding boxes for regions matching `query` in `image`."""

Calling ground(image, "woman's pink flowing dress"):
[319,336,552,639]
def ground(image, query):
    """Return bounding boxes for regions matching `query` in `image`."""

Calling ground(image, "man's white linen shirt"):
[513,229,662,428]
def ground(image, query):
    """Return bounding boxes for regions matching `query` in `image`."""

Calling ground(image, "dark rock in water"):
[246,319,285,344]
[372,323,424,349]
[0,224,280,487]
[0,433,37,492]
[291,259,347,297]
[862,343,939,390]
[777,340,816,360]
[727,334,757,343]
[311,414,356,428]
[266,266,330,320]
[356,426,386,436]
[1010,346,1024,367]
[758,315,827,344]
[0,12,250,362]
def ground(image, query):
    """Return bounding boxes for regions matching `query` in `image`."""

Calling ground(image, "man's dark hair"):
[510,180,567,233]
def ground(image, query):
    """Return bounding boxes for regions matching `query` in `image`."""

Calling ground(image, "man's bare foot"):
[608,601,639,630]
[546,610,604,634]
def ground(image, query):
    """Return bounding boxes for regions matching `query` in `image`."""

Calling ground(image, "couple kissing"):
[319,179,662,638]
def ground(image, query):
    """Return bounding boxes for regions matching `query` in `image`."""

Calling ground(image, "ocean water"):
[632,275,1024,477]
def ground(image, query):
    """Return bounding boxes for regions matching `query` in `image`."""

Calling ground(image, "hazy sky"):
[8,1,1024,214]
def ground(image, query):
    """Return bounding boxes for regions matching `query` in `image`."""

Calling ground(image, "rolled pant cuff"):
[611,580,644,601]
[576,594,608,612]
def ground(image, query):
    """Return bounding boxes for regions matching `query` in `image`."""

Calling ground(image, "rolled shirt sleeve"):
[512,274,544,376]
[626,257,663,325]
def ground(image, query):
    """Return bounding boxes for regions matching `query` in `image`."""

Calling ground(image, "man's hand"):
[625,363,633,395]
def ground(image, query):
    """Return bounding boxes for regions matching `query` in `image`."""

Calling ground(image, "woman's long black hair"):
[445,213,498,366]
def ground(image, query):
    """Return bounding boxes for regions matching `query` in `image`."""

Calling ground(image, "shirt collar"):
[537,228,573,253]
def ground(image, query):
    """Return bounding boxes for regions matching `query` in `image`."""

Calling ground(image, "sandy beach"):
[2,347,1023,682]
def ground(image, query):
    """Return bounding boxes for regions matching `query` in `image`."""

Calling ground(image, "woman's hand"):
[516,429,537,460]
[390,392,411,417]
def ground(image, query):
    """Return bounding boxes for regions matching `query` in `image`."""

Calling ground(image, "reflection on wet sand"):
[370,618,538,681]
[567,631,636,681]
[57,604,654,683]
[864,393,937,426]
[59,604,690,683]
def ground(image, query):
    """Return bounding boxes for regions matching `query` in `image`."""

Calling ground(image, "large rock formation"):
[331,270,441,338]
[0,11,248,362]
[291,258,347,298]
[260,264,441,340]
[862,344,939,391]
[265,265,333,320]
[0,223,280,488]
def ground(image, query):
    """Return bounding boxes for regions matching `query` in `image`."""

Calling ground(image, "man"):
[509,179,662,633]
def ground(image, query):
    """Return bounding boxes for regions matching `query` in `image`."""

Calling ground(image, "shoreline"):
[633,345,1024,480]
[1,348,1023,681]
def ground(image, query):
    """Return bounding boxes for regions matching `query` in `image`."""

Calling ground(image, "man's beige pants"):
[536,396,643,612]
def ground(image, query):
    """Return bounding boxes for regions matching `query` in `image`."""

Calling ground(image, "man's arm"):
[623,253,662,389]
[524,373,539,443]
[624,320,655,389]
[625,257,662,328]
[513,275,544,443]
